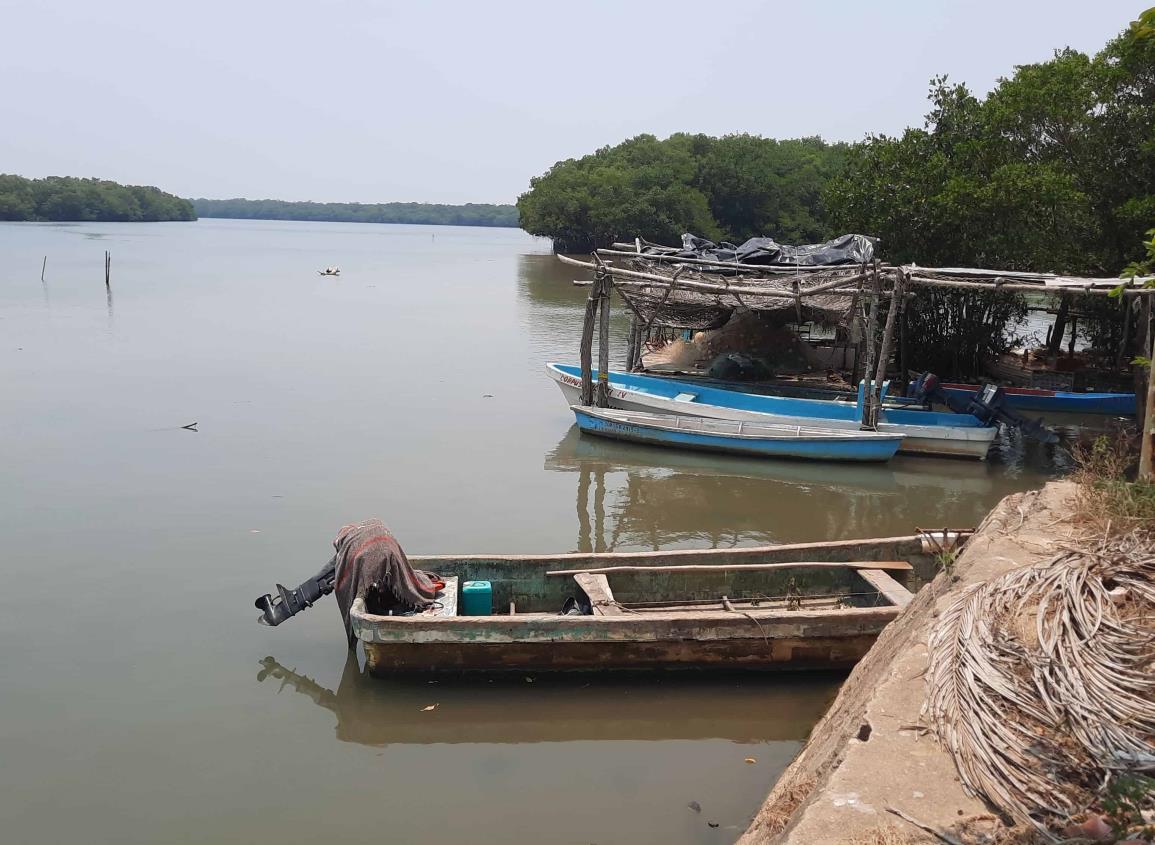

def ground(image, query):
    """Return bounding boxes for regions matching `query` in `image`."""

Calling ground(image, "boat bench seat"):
[573,572,624,616]
[424,576,459,617]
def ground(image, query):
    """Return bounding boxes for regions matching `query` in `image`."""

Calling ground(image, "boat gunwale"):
[350,598,904,642]
[403,533,936,565]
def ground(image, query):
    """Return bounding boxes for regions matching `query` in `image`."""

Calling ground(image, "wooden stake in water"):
[41,256,47,281]
[104,251,111,287]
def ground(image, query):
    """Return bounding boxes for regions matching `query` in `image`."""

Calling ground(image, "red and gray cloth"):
[331,519,442,647]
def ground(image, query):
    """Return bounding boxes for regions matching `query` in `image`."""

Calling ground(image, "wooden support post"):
[1047,294,1069,357]
[41,256,47,281]
[872,270,903,409]
[595,277,611,407]
[625,315,640,371]
[1141,302,1155,481]
[579,269,603,406]
[860,264,881,429]
[898,284,909,389]
[104,251,111,287]
[1137,297,1151,437]
[1115,293,1132,372]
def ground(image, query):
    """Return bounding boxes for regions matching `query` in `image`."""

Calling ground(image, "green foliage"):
[1121,228,1155,282]
[192,198,517,228]
[516,133,848,251]
[904,288,1028,380]
[1101,774,1155,840]
[0,174,194,222]
[827,22,1155,275]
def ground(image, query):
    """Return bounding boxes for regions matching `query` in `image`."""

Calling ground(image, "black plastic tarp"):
[645,233,876,267]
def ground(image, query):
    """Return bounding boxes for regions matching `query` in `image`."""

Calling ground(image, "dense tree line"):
[826,18,1155,276]
[824,14,1155,377]
[192,198,518,228]
[516,134,848,251]
[0,175,195,222]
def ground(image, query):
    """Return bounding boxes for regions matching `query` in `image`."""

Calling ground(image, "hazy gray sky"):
[0,1,1144,204]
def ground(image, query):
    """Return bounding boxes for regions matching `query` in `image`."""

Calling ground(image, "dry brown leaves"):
[922,532,1155,837]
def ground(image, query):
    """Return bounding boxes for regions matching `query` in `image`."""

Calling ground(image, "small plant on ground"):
[1072,431,1155,534]
[1101,774,1155,842]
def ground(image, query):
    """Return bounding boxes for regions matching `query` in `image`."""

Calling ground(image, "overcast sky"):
[0,1,1144,204]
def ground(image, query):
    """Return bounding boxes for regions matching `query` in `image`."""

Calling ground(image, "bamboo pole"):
[905,275,1155,296]
[557,254,867,299]
[546,560,913,576]
[598,246,876,274]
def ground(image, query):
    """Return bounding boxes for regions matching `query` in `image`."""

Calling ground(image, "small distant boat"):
[939,383,1135,416]
[572,405,904,463]
[318,266,341,276]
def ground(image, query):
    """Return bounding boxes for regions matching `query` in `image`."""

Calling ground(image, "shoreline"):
[739,481,1079,844]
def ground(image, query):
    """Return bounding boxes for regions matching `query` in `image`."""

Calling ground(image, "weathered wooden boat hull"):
[357,614,894,675]
[572,406,903,463]
[548,364,996,460]
[348,533,962,675]
[941,383,1135,415]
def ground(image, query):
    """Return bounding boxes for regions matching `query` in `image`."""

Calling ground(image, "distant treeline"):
[192,198,519,228]
[0,175,195,222]
[517,134,847,252]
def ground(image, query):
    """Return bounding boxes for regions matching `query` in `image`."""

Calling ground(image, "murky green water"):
[0,220,1062,844]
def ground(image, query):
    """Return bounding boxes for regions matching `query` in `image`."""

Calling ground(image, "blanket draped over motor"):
[253,519,443,647]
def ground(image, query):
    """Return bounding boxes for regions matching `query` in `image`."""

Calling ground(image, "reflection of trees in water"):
[517,252,632,366]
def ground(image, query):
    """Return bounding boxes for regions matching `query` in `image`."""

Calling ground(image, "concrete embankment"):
[740,481,1078,845]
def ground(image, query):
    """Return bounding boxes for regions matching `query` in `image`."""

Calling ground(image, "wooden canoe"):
[350,533,964,675]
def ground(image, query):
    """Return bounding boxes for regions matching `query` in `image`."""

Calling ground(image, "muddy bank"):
[739,481,1079,844]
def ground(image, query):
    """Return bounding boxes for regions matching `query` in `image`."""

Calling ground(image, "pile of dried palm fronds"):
[924,533,1155,836]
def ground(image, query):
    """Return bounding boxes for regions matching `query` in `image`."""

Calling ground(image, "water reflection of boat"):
[544,427,1000,552]
[256,653,837,745]
[546,426,996,495]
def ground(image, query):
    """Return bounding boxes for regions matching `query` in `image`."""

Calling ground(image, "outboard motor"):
[909,373,1058,445]
[254,559,337,626]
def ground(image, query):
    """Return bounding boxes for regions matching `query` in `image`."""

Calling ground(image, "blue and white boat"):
[547,364,997,460]
[572,406,904,463]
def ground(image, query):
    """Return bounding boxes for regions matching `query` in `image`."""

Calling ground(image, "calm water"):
[0,220,1061,845]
